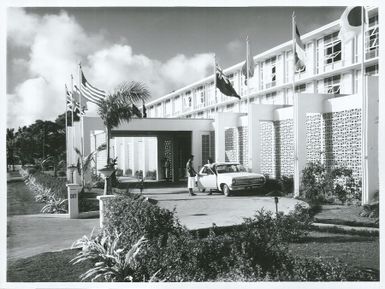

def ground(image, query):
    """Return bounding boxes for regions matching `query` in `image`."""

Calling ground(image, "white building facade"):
[68,7,379,204]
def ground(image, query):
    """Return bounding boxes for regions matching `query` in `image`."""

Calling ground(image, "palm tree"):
[96,82,150,194]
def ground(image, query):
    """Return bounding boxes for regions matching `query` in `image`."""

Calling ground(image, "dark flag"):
[216,64,240,99]
[142,100,147,118]
[132,104,142,118]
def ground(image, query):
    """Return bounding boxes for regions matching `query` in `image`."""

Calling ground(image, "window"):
[366,15,379,59]
[324,32,341,65]
[366,64,378,76]
[196,86,205,107]
[173,96,181,114]
[197,111,204,118]
[264,57,277,89]
[324,75,341,94]
[184,91,192,109]
[295,84,306,93]
[165,100,171,116]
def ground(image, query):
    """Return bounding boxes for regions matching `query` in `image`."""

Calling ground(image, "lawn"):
[7,249,92,282]
[314,204,379,228]
[7,180,44,216]
[289,231,379,272]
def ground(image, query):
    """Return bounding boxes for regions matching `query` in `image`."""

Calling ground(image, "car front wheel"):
[222,184,231,197]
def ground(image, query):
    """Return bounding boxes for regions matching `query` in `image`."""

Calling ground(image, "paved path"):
[7,186,305,261]
[143,188,305,230]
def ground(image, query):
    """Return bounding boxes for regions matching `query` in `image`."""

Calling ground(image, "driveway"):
[7,184,305,260]
[142,187,306,230]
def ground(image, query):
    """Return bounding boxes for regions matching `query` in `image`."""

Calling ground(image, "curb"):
[312,222,379,236]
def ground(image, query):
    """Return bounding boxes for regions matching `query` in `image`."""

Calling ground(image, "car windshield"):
[215,164,246,174]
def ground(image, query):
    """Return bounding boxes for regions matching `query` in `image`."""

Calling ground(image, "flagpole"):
[246,35,250,108]
[292,11,300,197]
[213,53,218,113]
[64,85,68,177]
[361,6,368,204]
[70,74,74,126]
[79,62,84,186]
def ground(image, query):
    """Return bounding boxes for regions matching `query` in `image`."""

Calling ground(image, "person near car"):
[206,157,214,195]
[186,155,197,196]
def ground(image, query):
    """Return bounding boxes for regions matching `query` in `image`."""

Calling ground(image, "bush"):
[300,162,361,204]
[145,170,157,180]
[77,194,376,282]
[125,169,133,176]
[115,169,123,177]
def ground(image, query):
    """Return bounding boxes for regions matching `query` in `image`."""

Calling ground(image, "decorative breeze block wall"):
[225,127,238,162]
[274,119,294,177]
[201,134,210,166]
[260,121,276,177]
[238,126,248,168]
[306,113,323,163]
[323,108,362,179]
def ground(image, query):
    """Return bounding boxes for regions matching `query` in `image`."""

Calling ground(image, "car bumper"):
[229,184,264,191]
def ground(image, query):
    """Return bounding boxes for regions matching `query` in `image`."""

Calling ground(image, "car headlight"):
[232,179,237,185]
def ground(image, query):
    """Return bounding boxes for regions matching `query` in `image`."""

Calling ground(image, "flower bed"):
[20,168,68,214]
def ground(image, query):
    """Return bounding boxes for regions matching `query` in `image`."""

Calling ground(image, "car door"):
[197,166,217,190]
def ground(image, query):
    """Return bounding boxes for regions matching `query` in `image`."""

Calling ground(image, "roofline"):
[147,6,378,107]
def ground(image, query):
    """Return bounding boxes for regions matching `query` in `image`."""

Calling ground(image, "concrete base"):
[97,195,116,228]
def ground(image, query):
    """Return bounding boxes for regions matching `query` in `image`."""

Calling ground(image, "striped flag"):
[73,85,88,111]
[80,66,106,104]
[294,21,306,72]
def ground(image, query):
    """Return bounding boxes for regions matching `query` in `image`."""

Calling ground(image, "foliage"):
[300,161,361,204]
[360,201,379,220]
[125,169,133,176]
[40,197,68,214]
[145,170,157,180]
[71,229,147,282]
[20,168,68,213]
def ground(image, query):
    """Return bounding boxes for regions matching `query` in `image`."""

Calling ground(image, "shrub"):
[125,168,133,176]
[115,169,123,177]
[280,175,294,194]
[145,170,157,180]
[21,168,68,213]
[71,230,148,282]
[80,194,375,282]
[300,162,361,204]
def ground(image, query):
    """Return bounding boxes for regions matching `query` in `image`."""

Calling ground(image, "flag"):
[73,85,88,111]
[241,37,255,85]
[142,100,147,118]
[65,85,73,109]
[294,22,306,71]
[132,103,142,118]
[216,64,240,99]
[338,6,367,43]
[80,66,106,104]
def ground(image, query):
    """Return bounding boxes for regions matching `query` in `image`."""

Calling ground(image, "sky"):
[6,5,345,129]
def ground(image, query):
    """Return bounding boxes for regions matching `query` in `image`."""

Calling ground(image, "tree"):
[96,82,150,194]
[6,128,17,171]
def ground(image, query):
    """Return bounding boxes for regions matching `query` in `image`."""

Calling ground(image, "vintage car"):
[197,162,266,196]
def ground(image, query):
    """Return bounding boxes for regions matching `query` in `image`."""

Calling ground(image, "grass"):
[314,204,379,228]
[7,180,44,216]
[7,249,93,282]
[289,231,379,271]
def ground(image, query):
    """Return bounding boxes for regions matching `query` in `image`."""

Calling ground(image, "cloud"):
[7,8,213,128]
[226,39,243,55]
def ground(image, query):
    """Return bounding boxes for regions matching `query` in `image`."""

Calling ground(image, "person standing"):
[186,155,197,196]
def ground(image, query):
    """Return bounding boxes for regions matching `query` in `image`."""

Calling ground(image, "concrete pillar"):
[66,184,82,219]
[362,76,379,204]
[97,195,116,228]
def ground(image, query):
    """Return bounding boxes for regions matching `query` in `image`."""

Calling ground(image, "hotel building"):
[68,7,379,204]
